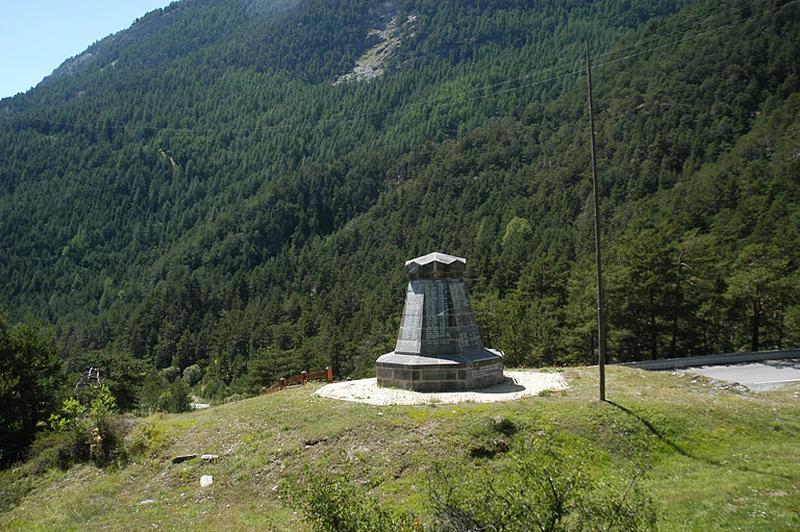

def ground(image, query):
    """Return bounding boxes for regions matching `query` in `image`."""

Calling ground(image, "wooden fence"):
[259,367,334,395]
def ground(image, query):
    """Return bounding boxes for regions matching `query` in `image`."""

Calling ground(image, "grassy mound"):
[1,367,798,530]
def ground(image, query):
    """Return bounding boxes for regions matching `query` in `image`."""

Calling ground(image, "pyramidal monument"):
[376,252,505,392]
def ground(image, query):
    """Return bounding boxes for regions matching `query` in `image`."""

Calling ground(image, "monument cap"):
[404,251,466,279]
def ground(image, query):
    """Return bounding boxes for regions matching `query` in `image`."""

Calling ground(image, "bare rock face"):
[335,13,416,84]
[376,252,504,392]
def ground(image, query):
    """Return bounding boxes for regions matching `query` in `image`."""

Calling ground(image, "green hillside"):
[83,0,799,385]
[2,367,798,530]
[0,0,689,325]
[1,0,800,468]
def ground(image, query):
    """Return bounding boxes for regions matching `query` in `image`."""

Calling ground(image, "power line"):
[350,0,798,120]
[596,0,798,70]
[8,0,796,137]
[595,0,773,59]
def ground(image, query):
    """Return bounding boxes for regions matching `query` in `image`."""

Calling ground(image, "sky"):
[0,1,174,98]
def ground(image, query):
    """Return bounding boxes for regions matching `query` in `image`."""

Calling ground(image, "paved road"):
[684,358,800,391]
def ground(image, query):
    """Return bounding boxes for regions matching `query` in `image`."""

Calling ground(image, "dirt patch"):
[314,370,567,405]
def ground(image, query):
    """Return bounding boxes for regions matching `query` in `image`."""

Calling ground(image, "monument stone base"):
[376,349,504,392]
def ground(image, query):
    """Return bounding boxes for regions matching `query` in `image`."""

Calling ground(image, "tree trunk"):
[648,293,658,359]
[650,314,658,360]
[670,274,681,358]
[751,299,760,352]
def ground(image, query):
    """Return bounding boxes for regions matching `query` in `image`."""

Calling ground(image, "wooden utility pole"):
[586,42,607,401]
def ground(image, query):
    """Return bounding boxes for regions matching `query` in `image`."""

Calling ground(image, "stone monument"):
[376,252,504,392]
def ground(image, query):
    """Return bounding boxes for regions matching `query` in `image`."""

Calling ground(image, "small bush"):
[430,441,657,531]
[26,430,86,474]
[48,398,86,433]
[298,439,657,531]
[91,416,131,468]
[44,385,127,469]
[124,417,171,461]
[490,415,518,436]
[182,364,202,386]
[299,473,419,531]
[468,416,519,458]
[160,366,181,382]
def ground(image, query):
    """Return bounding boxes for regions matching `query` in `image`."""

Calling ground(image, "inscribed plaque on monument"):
[395,282,424,354]
[450,281,482,353]
[424,282,446,340]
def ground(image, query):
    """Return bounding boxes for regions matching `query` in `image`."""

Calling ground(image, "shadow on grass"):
[605,400,795,481]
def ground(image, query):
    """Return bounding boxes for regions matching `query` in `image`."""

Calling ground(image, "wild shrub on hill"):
[123,416,173,461]
[299,473,419,531]
[430,443,656,531]
[36,384,128,469]
[298,439,656,530]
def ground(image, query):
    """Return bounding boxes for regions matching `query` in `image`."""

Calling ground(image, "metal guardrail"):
[619,349,800,371]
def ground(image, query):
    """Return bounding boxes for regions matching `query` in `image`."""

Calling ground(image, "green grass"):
[1,366,798,530]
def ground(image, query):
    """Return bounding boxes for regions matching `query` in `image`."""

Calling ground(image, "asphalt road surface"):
[684,358,800,391]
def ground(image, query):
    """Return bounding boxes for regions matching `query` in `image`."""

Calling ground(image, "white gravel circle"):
[314,370,567,405]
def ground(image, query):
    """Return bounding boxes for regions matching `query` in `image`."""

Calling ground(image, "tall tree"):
[726,244,793,351]
[0,312,61,465]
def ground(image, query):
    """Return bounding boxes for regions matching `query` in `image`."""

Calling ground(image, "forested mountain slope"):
[1,0,690,325]
[1,0,798,399]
